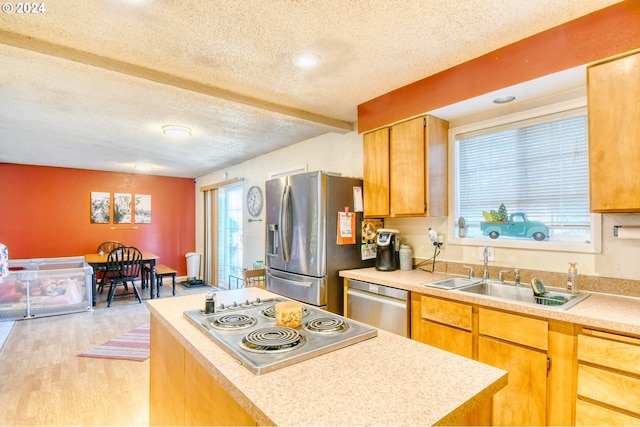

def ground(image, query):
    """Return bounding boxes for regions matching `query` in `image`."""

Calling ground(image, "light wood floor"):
[0,281,212,426]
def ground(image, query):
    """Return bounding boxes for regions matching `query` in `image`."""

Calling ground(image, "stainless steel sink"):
[422,277,482,290]
[456,281,590,310]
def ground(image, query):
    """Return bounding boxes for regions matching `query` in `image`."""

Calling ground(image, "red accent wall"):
[0,164,195,275]
[358,1,640,133]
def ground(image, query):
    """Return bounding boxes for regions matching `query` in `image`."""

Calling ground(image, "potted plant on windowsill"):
[458,216,467,238]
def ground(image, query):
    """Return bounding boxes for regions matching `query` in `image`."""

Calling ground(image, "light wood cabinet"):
[588,51,640,212]
[362,115,448,217]
[410,293,473,358]
[150,316,185,426]
[575,329,640,425]
[410,291,640,426]
[410,293,490,425]
[149,316,257,426]
[478,308,548,426]
[411,297,566,426]
[362,127,390,217]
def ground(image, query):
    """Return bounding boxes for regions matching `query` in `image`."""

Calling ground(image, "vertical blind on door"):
[454,108,590,240]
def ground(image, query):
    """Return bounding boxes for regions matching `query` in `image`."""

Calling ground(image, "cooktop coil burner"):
[260,304,309,319]
[209,313,257,330]
[183,297,378,375]
[303,317,349,334]
[240,327,306,353]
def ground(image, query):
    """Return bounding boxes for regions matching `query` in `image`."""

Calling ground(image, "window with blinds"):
[454,107,592,243]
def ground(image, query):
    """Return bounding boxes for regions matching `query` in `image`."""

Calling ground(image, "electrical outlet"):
[437,234,445,249]
[478,246,495,261]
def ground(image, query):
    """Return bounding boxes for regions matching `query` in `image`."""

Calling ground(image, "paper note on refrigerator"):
[337,211,356,245]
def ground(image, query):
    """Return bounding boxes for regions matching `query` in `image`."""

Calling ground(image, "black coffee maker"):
[375,228,400,271]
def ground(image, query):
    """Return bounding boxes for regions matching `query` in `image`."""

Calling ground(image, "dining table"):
[84,251,159,306]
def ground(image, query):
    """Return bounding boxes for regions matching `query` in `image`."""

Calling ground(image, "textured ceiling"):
[0,0,621,178]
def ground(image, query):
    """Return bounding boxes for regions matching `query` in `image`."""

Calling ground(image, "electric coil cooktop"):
[184,297,377,375]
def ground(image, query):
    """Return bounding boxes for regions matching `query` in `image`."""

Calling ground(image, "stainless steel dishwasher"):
[346,278,409,337]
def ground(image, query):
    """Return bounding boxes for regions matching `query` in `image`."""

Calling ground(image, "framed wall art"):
[135,194,151,224]
[113,193,132,224]
[90,192,110,224]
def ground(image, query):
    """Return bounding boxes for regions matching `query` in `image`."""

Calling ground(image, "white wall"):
[195,131,364,270]
[196,130,640,285]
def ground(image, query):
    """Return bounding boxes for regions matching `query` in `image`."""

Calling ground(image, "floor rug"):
[78,323,150,361]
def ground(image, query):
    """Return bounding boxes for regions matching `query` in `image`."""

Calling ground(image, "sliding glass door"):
[217,182,243,289]
[203,179,243,289]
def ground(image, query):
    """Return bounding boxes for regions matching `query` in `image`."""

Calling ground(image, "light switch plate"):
[478,246,495,261]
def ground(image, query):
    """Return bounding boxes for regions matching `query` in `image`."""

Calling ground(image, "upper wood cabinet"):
[362,127,390,217]
[588,51,640,212]
[362,115,448,217]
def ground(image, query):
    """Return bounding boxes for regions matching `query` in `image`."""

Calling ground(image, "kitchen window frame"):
[447,97,602,254]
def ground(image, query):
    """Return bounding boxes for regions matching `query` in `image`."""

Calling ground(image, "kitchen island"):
[147,287,507,426]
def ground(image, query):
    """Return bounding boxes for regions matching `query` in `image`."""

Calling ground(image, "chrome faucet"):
[482,246,489,283]
[497,268,521,286]
[498,269,512,283]
[463,265,474,279]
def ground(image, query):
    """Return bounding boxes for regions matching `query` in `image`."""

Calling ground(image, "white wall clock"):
[246,185,264,217]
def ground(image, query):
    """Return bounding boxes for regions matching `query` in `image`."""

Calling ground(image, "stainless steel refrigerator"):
[265,171,373,315]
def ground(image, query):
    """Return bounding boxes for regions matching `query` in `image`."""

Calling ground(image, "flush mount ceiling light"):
[162,124,192,137]
[493,95,516,104]
[135,163,153,171]
[293,52,321,69]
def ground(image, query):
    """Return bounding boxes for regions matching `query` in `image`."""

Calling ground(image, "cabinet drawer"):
[417,320,473,359]
[479,308,547,350]
[578,332,640,375]
[576,399,640,426]
[577,364,640,415]
[420,296,472,331]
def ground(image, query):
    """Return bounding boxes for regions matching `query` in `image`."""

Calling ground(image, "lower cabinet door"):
[478,336,547,426]
[576,399,640,426]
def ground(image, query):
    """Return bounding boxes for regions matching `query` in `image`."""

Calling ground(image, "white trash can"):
[185,252,201,280]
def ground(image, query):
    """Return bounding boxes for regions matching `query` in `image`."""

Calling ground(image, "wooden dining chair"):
[243,268,266,288]
[97,240,124,256]
[103,246,143,307]
[96,240,124,294]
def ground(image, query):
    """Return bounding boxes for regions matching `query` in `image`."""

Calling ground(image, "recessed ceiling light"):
[493,95,516,104]
[135,163,153,171]
[162,124,191,137]
[293,53,321,69]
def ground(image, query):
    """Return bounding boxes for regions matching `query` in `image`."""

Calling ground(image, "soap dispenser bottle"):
[567,262,578,294]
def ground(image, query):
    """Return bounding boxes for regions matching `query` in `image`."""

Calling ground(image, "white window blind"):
[455,107,590,242]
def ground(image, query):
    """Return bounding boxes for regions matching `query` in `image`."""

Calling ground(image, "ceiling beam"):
[0,29,354,133]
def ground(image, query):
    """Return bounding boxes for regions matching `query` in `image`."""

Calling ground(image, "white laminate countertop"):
[340,267,640,336]
[146,288,507,427]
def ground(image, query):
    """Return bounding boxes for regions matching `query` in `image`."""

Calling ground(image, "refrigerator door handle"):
[267,272,313,288]
[280,184,292,262]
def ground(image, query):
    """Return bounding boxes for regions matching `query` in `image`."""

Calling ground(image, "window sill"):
[449,215,602,254]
